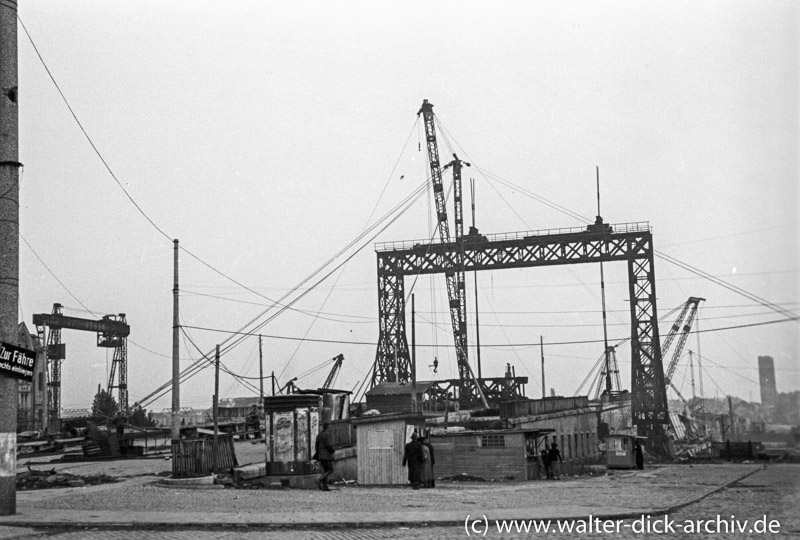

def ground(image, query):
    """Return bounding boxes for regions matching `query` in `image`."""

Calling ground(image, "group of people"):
[402,432,435,489]
[536,441,564,480]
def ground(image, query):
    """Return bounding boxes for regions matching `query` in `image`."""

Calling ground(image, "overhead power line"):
[179,315,796,348]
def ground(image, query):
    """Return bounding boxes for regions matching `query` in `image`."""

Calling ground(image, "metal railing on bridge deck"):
[375,221,652,252]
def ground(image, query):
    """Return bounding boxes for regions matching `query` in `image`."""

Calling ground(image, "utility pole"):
[213,345,220,471]
[540,336,545,399]
[0,0,20,515]
[271,370,275,396]
[213,345,220,443]
[728,395,736,440]
[411,294,417,413]
[171,240,180,444]
[695,315,704,403]
[471,179,482,379]
[258,335,264,415]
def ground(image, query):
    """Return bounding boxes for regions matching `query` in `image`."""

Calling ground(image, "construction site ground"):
[0,440,797,539]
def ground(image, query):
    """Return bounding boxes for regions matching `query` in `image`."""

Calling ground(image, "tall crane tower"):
[417,100,487,408]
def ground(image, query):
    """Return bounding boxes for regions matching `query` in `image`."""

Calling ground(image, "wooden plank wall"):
[171,435,236,477]
[430,433,526,481]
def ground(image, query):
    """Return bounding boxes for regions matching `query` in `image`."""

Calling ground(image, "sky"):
[15,1,798,413]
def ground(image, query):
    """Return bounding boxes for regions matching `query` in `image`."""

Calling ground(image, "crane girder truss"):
[417,100,479,401]
[33,304,130,419]
[372,222,670,445]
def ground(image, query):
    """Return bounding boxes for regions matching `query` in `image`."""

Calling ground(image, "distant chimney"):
[758,356,778,406]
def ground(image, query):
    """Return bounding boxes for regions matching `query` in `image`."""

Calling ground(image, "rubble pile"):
[16,466,118,491]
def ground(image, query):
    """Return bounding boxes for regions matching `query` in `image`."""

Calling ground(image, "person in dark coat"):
[247,405,261,439]
[540,448,551,480]
[315,422,335,491]
[401,432,424,489]
[634,440,644,470]
[420,435,436,488]
[112,412,126,438]
[548,441,563,480]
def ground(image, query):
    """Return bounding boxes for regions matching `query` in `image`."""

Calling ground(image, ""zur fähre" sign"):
[0,342,37,382]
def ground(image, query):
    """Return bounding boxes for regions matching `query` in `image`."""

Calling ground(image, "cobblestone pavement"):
[0,463,796,539]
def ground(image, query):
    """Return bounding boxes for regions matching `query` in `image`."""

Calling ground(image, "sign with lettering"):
[0,342,37,382]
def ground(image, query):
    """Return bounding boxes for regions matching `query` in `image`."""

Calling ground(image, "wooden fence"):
[171,435,237,477]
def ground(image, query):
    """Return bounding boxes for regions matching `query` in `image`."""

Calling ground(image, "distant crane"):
[575,296,704,402]
[322,354,344,390]
[661,297,704,404]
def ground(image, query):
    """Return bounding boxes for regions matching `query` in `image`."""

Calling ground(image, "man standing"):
[634,440,644,470]
[112,411,126,439]
[548,441,563,480]
[315,422,335,491]
[540,447,551,480]
[247,404,261,439]
[402,432,423,489]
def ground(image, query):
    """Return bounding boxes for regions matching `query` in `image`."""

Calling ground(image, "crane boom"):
[322,354,344,389]
[663,297,704,384]
[417,100,487,408]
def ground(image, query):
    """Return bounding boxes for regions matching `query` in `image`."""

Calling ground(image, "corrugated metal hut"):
[429,429,552,481]
[352,413,426,485]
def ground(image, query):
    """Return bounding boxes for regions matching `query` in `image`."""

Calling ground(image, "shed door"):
[367,428,398,484]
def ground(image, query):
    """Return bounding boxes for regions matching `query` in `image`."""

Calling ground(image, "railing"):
[375,222,652,252]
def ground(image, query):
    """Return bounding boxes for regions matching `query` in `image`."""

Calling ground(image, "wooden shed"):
[352,413,426,485]
[429,429,552,481]
[604,434,647,469]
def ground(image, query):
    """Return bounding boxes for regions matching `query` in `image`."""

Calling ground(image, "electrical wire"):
[137,177,431,406]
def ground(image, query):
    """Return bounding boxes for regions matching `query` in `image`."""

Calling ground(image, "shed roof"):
[430,428,555,437]
[365,381,436,396]
[351,412,429,425]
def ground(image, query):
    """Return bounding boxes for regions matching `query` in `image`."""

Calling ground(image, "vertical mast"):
[471,179,482,379]
[540,336,546,398]
[596,166,612,394]
[171,240,180,443]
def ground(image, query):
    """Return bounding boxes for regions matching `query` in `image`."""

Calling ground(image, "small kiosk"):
[604,434,645,469]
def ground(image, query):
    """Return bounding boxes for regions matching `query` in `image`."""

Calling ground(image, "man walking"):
[315,422,335,491]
